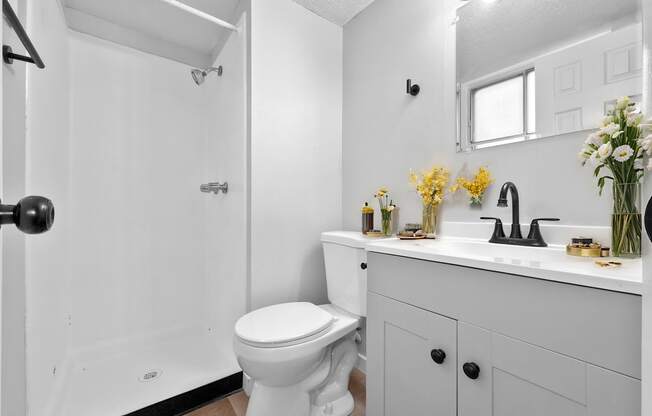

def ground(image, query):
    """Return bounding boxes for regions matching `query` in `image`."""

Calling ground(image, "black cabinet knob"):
[463,362,480,380]
[360,262,367,270]
[430,349,446,364]
[0,196,54,235]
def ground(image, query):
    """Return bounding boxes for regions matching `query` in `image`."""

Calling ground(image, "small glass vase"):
[422,203,438,238]
[612,182,641,258]
[381,208,393,236]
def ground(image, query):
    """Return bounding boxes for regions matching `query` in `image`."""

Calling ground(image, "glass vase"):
[422,203,438,238]
[381,208,393,236]
[612,182,641,258]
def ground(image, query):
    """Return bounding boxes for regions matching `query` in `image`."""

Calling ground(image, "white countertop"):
[366,237,643,295]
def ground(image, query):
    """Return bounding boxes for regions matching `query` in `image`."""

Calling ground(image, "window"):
[470,69,535,148]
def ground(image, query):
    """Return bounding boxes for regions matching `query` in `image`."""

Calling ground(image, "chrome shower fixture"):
[191,66,223,85]
[200,182,228,194]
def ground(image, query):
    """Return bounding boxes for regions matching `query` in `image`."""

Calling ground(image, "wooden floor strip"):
[186,369,366,416]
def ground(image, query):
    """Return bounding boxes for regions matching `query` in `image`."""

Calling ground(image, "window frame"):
[467,68,536,149]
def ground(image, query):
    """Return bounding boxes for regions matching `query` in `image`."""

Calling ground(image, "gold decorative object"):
[566,244,602,257]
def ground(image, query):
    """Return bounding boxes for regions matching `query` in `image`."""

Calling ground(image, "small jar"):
[361,202,374,234]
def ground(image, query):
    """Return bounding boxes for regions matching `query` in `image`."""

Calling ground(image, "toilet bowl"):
[234,304,359,416]
[233,231,370,416]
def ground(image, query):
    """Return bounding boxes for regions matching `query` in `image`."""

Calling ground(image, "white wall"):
[24,0,71,414]
[249,0,342,309]
[342,0,612,233]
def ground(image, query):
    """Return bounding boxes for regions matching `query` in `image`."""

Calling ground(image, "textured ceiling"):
[293,0,376,26]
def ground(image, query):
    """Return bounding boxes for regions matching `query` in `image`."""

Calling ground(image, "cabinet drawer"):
[367,292,457,416]
[368,252,641,378]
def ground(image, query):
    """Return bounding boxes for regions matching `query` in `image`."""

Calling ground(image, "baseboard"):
[356,353,367,374]
[125,372,243,416]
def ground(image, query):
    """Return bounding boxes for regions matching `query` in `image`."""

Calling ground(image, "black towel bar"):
[2,0,44,68]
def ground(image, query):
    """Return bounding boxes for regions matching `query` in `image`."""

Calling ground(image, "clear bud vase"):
[422,203,438,238]
[612,182,641,258]
[381,208,393,236]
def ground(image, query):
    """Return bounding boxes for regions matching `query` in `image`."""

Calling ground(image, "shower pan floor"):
[54,330,240,416]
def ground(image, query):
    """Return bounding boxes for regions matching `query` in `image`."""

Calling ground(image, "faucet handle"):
[481,216,504,223]
[527,218,560,246]
[480,217,506,241]
[530,218,560,224]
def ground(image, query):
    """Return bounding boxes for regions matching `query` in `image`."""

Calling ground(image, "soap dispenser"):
[361,202,374,234]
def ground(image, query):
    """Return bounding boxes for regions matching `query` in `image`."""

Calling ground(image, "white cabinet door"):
[458,322,640,416]
[367,293,457,416]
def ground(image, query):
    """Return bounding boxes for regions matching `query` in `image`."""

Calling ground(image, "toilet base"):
[244,332,359,416]
[310,391,354,416]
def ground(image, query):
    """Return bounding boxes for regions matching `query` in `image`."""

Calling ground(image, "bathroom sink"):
[366,237,642,294]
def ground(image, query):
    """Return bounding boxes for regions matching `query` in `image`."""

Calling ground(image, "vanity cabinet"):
[366,253,642,416]
[458,322,640,416]
[367,292,456,416]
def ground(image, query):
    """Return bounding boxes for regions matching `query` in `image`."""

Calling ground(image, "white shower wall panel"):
[201,14,249,343]
[68,31,213,349]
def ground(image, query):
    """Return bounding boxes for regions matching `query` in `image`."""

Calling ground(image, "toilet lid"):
[235,302,334,346]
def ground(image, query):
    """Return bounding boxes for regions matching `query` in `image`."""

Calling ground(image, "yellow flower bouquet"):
[452,167,493,206]
[409,166,450,237]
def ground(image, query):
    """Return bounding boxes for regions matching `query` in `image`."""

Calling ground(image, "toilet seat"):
[235,302,335,348]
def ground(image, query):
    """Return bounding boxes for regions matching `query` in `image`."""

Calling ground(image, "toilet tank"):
[320,231,369,317]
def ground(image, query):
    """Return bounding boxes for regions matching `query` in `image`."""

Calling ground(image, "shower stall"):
[7,1,249,415]
[2,0,342,414]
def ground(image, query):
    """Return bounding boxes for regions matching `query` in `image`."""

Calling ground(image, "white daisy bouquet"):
[579,96,651,257]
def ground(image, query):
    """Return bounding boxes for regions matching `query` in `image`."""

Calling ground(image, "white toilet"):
[233,231,368,416]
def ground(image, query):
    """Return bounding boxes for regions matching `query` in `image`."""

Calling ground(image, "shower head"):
[191,66,223,85]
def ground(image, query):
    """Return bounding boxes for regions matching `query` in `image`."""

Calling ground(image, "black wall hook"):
[406,79,420,96]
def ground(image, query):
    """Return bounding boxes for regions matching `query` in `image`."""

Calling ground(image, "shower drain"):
[138,369,162,382]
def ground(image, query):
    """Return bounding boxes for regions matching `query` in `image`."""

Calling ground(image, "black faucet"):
[481,182,560,247]
[498,182,522,239]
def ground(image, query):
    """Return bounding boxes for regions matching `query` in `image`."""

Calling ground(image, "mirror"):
[455,0,643,151]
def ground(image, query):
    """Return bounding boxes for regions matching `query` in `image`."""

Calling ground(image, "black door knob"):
[430,349,446,364]
[645,196,652,243]
[463,362,480,380]
[0,196,54,234]
[360,262,367,270]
